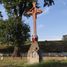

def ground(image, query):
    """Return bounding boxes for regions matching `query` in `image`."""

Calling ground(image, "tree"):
[0,18,30,56]
[44,0,55,7]
[6,18,30,57]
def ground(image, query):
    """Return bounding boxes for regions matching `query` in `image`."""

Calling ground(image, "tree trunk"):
[12,46,21,57]
[11,16,22,57]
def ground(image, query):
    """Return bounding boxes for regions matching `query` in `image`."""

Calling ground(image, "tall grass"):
[0,57,26,67]
[0,57,67,67]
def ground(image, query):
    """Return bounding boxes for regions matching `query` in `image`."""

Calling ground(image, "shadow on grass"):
[26,61,67,67]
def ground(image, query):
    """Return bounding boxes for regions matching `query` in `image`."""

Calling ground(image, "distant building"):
[62,35,67,41]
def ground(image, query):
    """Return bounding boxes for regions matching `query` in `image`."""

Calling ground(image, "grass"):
[0,57,67,67]
[0,57,27,67]
[26,60,67,67]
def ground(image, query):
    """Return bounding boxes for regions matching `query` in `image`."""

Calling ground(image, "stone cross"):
[27,2,43,64]
[27,2,42,42]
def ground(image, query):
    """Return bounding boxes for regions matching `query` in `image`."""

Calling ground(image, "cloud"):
[63,2,67,6]
[45,7,51,13]
[38,24,44,29]
[57,0,67,6]
[61,0,67,6]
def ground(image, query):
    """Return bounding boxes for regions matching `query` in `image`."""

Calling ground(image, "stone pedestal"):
[27,41,40,64]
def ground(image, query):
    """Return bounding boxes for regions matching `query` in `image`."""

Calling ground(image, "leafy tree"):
[6,18,30,56]
[0,18,30,56]
[44,0,55,7]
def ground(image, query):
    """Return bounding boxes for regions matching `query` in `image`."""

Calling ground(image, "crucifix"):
[27,2,42,42]
[27,2,43,64]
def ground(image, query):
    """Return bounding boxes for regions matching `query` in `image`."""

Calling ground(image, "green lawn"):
[0,57,67,67]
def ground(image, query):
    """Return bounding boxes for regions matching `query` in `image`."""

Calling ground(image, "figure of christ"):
[27,2,42,42]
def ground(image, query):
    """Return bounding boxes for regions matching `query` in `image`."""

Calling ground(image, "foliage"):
[39,41,67,52]
[0,20,6,43]
[0,0,54,18]
[1,0,34,18]
[44,0,55,7]
[0,18,30,46]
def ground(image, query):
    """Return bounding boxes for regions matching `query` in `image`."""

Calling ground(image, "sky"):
[0,0,67,41]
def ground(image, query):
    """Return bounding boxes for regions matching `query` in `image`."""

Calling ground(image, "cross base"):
[27,37,42,64]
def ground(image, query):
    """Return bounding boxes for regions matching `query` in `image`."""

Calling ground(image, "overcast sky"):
[0,0,67,41]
